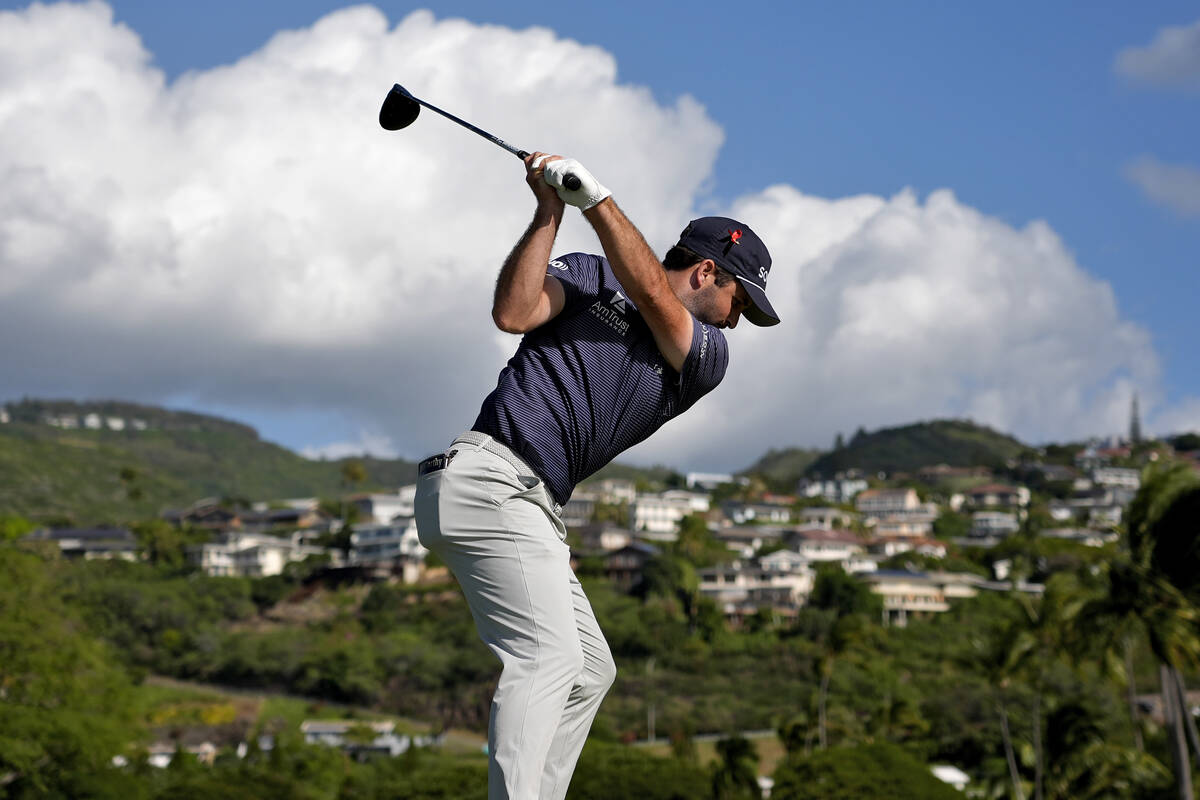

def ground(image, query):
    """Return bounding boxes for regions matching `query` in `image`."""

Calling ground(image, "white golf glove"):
[542,157,611,211]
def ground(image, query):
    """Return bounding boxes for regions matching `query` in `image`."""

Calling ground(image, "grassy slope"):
[0,419,418,525]
[806,419,1027,477]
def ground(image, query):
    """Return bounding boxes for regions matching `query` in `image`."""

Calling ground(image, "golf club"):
[379,83,582,191]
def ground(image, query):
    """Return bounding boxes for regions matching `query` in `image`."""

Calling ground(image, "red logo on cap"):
[728,229,742,244]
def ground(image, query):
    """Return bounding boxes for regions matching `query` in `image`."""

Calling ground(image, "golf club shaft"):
[405,92,527,159]
[389,85,581,190]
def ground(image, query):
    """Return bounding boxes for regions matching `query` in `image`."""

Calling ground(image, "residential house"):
[784,528,865,566]
[797,507,857,531]
[241,505,330,533]
[862,570,957,626]
[917,464,992,482]
[630,490,710,539]
[868,536,948,560]
[572,523,632,553]
[24,527,139,561]
[163,499,242,533]
[353,485,416,523]
[146,741,218,768]
[970,511,1019,538]
[719,499,793,526]
[873,515,935,538]
[300,720,439,757]
[798,477,869,504]
[188,531,331,577]
[686,472,736,490]
[348,516,426,583]
[699,552,815,616]
[1092,467,1141,490]
[604,541,659,592]
[960,483,1030,509]
[713,525,788,558]
[561,490,596,528]
[1040,528,1119,547]
[856,488,920,516]
[589,478,637,505]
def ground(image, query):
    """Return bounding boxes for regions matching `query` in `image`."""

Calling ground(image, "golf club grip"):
[515,150,582,191]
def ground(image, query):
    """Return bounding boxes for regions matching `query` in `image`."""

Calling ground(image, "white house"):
[1092,467,1141,490]
[588,478,637,505]
[300,720,439,757]
[856,488,920,516]
[970,511,1019,537]
[786,528,865,564]
[349,516,426,583]
[686,472,735,490]
[1041,528,1119,547]
[630,490,710,539]
[188,531,330,577]
[699,552,816,614]
[798,477,869,504]
[797,507,856,530]
[353,485,416,523]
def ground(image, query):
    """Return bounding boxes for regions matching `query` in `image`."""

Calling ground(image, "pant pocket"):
[414,470,443,548]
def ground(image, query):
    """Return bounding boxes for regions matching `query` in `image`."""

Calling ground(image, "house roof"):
[32,527,134,541]
[790,528,861,544]
[967,483,1020,495]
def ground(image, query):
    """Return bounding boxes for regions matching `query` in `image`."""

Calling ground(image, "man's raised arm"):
[542,158,694,372]
[491,152,568,334]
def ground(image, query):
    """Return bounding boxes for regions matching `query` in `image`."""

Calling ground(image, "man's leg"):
[539,576,617,800]
[417,446,583,799]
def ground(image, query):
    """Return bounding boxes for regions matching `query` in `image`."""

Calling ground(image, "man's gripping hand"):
[539,156,612,211]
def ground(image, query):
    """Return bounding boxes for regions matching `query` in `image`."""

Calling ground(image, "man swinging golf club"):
[414,152,778,799]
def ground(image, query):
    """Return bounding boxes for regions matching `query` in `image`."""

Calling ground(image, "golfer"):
[414,153,778,799]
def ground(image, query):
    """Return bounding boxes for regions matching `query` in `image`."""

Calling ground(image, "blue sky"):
[1,1,1197,467]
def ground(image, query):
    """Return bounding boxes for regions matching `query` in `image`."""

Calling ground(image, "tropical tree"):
[1004,573,1087,800]
[710,734,760,799]
[1076,461,1200,800]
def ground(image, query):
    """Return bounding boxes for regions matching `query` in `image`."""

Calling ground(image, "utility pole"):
[646,656,656,743]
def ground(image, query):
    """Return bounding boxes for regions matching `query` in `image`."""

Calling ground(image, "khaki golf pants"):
[414,432,617,800]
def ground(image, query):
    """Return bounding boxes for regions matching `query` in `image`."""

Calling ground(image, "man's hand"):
[541,156,612,211]
[524,152,566,215]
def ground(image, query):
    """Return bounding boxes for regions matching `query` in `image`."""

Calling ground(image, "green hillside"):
[805,419,1027,478]
[0,399,418,525]
[739,447,824,492]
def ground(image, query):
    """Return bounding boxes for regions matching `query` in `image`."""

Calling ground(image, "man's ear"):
[694,259,716,287]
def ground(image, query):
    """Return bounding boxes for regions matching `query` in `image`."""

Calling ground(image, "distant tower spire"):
[1130,392,1143,445]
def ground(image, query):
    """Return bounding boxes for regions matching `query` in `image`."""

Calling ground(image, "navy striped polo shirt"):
[472,251,730,506]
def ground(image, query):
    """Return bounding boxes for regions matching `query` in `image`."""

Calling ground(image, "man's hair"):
[663,245,736,287]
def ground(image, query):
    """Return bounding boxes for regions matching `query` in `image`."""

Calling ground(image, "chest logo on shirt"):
[588,290,632,336]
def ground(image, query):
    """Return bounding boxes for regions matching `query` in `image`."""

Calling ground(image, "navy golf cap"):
[677,216,778,326]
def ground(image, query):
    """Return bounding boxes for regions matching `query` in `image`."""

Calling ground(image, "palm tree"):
[1004,573,1087,800]
[1077,461,1200,800]
[710,735,760,800]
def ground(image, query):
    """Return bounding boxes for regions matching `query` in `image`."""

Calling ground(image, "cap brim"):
[737,277,780,326]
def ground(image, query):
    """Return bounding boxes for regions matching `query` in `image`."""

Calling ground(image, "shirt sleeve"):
[546,252,602,314]
[677,318,729,411]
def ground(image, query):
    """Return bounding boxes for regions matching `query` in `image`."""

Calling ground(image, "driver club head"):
[379,83,421,131]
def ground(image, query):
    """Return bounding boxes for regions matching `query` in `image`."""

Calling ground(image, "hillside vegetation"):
[0,400,418,524]
[805,419,1026,477]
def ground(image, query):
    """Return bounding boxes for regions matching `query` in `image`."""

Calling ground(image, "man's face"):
[690,268,751,330]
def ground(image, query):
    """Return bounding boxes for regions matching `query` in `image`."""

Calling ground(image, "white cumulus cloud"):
[0,2,1192,475]
[1114,18,1200,90]
[1124,156,1200,219]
